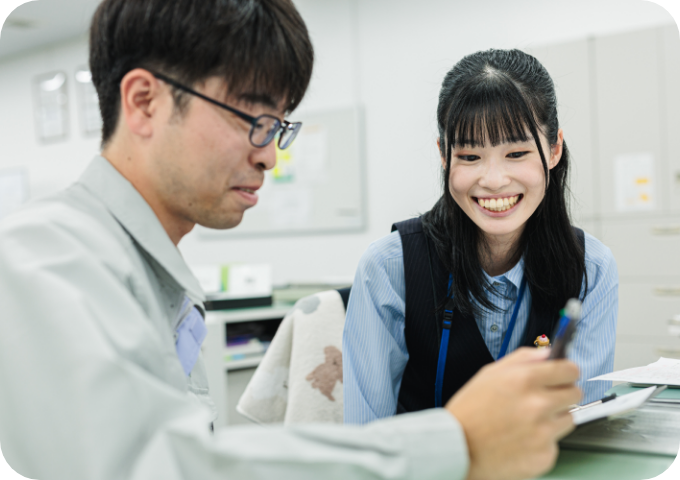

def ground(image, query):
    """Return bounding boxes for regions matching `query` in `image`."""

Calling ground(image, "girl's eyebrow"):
[498,143,535,149]
[453,141,533,150]
[501,138,534,145]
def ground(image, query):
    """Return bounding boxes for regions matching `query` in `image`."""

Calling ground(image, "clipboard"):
[571,386,666,426]
[561,386,680,456]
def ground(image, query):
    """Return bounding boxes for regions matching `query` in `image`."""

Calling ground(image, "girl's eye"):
[507,151,528,159]
[456,155,480,162]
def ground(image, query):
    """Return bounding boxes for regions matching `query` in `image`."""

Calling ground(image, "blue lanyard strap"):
[497,276,527,360]
[434,274,527,407]
[435,275,455,408]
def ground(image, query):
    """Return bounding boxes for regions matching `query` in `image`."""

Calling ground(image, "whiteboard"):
[198,106,365,238]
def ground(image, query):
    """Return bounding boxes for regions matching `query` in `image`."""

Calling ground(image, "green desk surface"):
[540,450,674,479]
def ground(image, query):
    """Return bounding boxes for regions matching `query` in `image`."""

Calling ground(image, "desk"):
[541,450,674,479]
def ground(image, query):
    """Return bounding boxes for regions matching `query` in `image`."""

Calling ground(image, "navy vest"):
[392,217,585,414]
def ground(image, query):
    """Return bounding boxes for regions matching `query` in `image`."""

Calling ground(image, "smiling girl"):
[343,49,618,424]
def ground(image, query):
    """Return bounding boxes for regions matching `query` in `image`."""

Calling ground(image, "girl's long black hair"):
[422,48,587,320]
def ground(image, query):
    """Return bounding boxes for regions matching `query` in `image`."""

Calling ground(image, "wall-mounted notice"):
[272,144,295,183]
[74,67,102,137]
[33,71,69,143]
[615,153,655,212]
[0,169,28,220]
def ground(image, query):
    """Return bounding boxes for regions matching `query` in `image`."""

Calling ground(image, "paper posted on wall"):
[0,170,28,220]
[589,357,680,386]
[614,153,655,212]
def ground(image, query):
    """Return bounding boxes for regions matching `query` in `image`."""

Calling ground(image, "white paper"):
[75,67,102,136]
[191,264,272,297]
[33,71,69,142]
[614,153,655,212]
[589,357,680,386]
[190,265,222,294]
[0,170,28,220]
[226,264,272,297]
[572,386,658,425]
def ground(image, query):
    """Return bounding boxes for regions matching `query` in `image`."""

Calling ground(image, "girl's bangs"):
[445,77,539,150]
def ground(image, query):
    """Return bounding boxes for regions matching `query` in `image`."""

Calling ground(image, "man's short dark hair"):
[89,0,314,146]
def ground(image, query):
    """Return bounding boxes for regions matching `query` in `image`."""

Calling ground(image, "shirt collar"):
[484,256,525,292]
[77,156,205,302]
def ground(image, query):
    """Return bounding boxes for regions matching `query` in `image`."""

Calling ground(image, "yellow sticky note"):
[273,144,294,183]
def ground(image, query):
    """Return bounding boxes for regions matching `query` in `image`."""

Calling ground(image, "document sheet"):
[589,357,680,386]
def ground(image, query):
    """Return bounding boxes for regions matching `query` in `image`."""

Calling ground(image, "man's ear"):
[118,68,167,140]
[549,129,564,169]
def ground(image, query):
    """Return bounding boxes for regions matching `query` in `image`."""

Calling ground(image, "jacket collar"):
[484,256,525,294]
[77,156,205,302]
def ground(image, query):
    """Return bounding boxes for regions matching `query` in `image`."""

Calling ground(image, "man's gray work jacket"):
[0,156,468,480]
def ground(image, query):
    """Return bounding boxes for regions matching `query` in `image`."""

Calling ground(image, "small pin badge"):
[534,334,551,348]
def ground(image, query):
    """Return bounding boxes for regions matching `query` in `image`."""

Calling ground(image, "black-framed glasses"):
[151,72,302,150]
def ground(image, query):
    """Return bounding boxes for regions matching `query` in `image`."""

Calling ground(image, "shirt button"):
[490,324,499,332]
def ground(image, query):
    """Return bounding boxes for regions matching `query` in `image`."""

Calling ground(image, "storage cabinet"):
[601,216,680,278]
[614,337,680,371]
[531,25,680,373]
[618,281,680,337]
[595,28,665,218]
[663,24,680,213]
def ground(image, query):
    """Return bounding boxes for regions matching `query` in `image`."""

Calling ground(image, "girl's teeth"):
[478,195,520,212]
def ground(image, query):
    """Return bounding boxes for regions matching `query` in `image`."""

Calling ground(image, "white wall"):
[0,0,674,285]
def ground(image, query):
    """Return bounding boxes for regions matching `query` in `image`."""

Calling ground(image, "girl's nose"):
[479,158,510,191]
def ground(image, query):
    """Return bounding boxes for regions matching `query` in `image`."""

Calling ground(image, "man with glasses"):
[0,0,580,479]
[151,72,303,151]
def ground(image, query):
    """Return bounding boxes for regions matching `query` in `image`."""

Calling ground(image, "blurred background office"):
[2,0,680,424]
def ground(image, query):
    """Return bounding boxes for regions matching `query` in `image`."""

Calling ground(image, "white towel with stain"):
[236,290,345,425]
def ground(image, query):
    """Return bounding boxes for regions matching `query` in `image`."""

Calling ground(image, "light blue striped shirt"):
[343,229,618,424]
